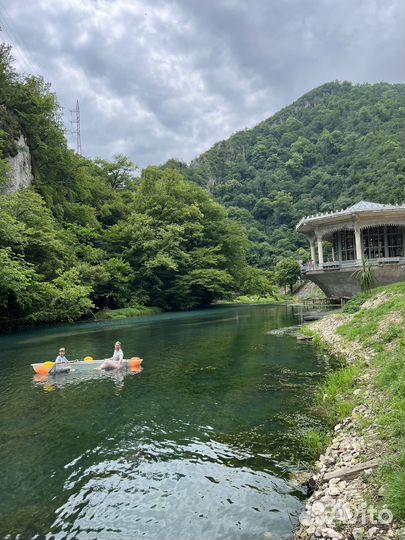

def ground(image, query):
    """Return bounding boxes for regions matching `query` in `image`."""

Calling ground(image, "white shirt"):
[112,349,124,362]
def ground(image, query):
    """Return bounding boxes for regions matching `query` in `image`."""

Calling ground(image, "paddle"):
[47,356,93,375]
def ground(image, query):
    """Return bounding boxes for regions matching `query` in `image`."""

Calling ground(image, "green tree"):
[95,153,138,189]
[0,248,43,319]
[105,167,249,309]
[92,258,134,309]
[32,269,94,323]
[275,258,301,294]
[239,266,276,297]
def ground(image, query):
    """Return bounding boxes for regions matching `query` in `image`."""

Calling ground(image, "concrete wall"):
[305,265,405,298]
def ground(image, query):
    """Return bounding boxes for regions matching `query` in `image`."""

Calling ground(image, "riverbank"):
[295,283,405,540]
[94,305,162,320]
[219,294,284,305]
[220,281,325,306]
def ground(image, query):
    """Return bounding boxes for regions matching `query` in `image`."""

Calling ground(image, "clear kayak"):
[31,357,143,375]
[33,362,143,391]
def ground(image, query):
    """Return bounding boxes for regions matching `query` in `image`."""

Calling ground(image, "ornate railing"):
[302,257,405,273]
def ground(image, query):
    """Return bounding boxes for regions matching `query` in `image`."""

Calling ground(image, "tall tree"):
[95,153,138,189]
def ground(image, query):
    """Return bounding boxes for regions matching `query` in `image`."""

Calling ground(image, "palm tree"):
[352,257,376,292]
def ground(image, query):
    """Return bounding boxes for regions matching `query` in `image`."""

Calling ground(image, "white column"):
[317,237,324,266]
[310,240,316,263]
[383,226,389,258]
[402,227,405,257]
[337,231,342,262]
[354,226,362,261]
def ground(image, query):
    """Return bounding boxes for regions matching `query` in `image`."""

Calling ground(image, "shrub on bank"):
[95,305,161,320]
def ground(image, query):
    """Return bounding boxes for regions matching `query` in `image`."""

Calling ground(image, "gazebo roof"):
[296,200,405,235]
[345,200,397,212]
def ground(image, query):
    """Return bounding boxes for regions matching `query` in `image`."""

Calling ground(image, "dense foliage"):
[0,44,271,328]
[168,81,405,266]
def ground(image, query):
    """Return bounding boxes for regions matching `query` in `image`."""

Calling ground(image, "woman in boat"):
[100,342,124,370]
[54,348,71,373]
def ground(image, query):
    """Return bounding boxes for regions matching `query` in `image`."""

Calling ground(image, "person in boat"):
[54,348,70,373]
[100,342,124,370]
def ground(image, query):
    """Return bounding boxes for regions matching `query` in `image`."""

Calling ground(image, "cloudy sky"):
[1,0,404,167]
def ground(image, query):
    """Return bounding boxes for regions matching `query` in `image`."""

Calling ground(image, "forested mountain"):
[1,40,404,329]
[169,81,405,266]
[0,44,272,329]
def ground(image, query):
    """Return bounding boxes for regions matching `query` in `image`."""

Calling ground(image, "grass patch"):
[379,451,405,521]
[302,430,332,461]
[337,285,405,345]
[342,289,375,313]
[380,324,403,344]
[306,284,405,520]
[313,365,361,426]
[318,365,360,402]
[374,346,405,520]
[96,305,161,320]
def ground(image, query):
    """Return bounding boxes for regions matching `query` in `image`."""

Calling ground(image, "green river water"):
[0,304,333,540]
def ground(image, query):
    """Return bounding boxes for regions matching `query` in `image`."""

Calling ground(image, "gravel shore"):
[293,304,404,540]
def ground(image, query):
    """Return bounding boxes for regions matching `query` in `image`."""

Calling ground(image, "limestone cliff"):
[4,134,33,193]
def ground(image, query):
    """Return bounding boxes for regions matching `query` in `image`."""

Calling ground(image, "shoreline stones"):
[293,313,404,540]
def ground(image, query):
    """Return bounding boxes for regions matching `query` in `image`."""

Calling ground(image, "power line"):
[0,4,33,54]
[0,5,37,74]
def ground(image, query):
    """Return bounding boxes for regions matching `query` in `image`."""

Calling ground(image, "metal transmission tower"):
[70,100,82,155]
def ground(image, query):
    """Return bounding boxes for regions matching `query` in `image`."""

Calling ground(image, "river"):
[0,304,332,540]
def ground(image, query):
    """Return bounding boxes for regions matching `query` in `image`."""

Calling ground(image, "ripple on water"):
[0,304,329,540]
[49,444,302,540]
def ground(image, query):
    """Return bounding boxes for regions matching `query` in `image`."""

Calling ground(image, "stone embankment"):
[294,296,404,540]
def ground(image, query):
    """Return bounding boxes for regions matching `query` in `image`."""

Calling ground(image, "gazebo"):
[296,201,405,297]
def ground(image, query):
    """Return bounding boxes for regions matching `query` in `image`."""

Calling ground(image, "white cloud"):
[1,0,404,167]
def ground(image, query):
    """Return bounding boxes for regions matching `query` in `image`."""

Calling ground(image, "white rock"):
[328,484,341,496]
[5,134,33,194]
[299,514,312,527]
[368,527,379,538]
[323,528,342,539]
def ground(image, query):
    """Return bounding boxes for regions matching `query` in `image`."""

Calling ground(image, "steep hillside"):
[177,82,405,266]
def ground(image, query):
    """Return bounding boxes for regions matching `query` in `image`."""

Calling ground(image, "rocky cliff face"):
[4,134,33,193]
